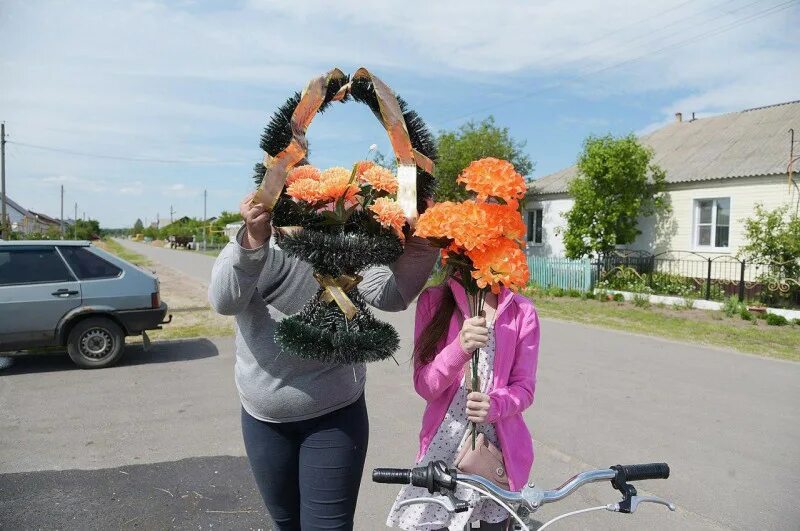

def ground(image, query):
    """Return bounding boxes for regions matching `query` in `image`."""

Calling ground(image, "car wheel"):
[66,317,125,369]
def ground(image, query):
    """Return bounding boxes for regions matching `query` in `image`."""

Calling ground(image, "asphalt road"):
[1,240,798,530]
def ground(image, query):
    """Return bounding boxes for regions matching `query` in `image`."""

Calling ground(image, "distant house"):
[3,197,64,235]
[526,101,800,258]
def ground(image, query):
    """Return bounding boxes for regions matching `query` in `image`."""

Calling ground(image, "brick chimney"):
[675,112,683,122]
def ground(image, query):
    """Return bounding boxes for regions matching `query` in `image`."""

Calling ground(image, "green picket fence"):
[527,256,594,292]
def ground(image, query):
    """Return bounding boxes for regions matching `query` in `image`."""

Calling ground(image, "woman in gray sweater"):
[209,193,437,530]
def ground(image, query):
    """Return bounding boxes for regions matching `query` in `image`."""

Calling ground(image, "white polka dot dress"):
[386,326,508,530]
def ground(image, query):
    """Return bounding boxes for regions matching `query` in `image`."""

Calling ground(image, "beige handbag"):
[453,432,509,489]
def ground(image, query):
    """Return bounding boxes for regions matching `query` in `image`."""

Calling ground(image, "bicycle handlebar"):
[612,463,670,483]
[372,468,411,485]
[372,461,670,506]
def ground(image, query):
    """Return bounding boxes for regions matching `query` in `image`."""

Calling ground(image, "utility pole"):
[74,202,78,239]
[1,122,7,239]
[170,205,175,224]
[60,185,64,238]
[203,189,207,251]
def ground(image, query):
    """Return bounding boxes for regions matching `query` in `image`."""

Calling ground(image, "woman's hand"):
[240,192,272,249]
[459,316,489,353]
[466,391,491,423]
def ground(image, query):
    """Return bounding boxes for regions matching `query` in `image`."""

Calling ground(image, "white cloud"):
[162,183,201,198]
[40,175,108,193]
[119,182,145,196]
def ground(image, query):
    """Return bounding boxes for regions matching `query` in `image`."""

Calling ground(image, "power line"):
[438,0,796,125]
[6,140,248,165]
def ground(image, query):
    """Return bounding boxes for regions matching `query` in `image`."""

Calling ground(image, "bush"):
[649,272,701,298]
[766,313,789,326]
[632,293,651,308]
[793,318,800,326]
[739,308,754,321]
[566,289,582,298]
[547,286,566,298]
[595,289,609,302]
[612,293,625,302]
[722,296,745,318]
[682,297,695,310]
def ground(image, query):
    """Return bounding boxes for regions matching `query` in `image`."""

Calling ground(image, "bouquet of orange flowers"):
[271,159,413,364]
[415,157,529,447]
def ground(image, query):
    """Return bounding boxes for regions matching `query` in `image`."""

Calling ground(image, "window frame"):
[0,246,78,287]
[527,208,544,246]
[692,197,731,251]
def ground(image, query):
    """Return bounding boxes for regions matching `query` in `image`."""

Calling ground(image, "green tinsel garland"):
[274,290,399,364]
[278,229,404,277]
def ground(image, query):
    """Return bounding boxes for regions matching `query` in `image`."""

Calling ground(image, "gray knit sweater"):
[208,227,437,422]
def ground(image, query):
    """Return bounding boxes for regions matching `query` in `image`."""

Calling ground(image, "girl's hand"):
[466,392,491,423]
[459,316,489,353]
[240,192,272,249]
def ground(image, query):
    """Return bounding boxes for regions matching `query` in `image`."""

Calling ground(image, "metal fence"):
[594,250,800,308]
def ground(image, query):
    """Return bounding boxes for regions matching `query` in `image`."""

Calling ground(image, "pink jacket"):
[414,278,541,491]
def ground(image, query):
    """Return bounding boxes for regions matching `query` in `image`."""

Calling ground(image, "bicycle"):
[373,460,675,530]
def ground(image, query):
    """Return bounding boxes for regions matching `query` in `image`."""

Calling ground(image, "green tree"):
[738,204,800,277]
[133,218,144,234]
[434,116,534,202]
[72,219,101,240]
[562,134,667,259]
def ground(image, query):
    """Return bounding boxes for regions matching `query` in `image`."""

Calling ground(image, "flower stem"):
[470,288,486,450]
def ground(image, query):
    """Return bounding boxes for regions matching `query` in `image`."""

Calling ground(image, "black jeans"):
[241,394,369,531]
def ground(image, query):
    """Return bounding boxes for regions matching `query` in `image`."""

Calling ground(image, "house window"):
[527,209,543,244]
[694,198,730,249]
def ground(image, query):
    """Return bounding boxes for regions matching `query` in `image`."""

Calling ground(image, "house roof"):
[531,100,800,195]
[29,211,62,225]
[3,196,32,216]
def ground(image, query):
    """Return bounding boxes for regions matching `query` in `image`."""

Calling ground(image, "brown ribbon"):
[314,272,363,320]
[255,67,435,221]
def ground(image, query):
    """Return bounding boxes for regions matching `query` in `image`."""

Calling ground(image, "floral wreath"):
[251,68,438,364]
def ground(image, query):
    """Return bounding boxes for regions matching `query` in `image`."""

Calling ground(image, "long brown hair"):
[415,273,458,365]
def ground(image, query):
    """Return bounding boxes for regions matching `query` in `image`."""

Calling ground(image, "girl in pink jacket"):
[387,277,541,530]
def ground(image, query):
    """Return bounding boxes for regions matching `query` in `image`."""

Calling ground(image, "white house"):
[526,101,800,259]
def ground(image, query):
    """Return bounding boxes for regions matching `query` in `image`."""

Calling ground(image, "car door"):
[0,246,82,349]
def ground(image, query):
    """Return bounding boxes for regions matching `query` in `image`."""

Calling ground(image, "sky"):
[1,0,798,228]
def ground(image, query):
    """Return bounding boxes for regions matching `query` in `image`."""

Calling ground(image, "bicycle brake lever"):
[397,497,456,512]
[610,496,676,513]
[396,490,470,513]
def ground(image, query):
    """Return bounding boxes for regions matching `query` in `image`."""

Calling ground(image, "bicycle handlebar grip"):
[613,463,670,483]
[372,468,412,484]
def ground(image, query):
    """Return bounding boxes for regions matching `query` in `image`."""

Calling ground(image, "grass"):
[98,238,152,267]
[529,295,800,362]
[145,314,234,341]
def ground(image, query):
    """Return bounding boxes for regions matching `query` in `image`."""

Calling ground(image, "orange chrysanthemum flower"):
[286,165,321,186]
[286,178,324,203]
[360,166,398,194]
[416,201,524,252]
[467,237,529,294]
[369,197,406,240]
[317,167,361,203]
[479,202,526,241]
[457,157,527,206]
[354,160,376,178]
